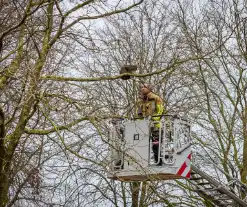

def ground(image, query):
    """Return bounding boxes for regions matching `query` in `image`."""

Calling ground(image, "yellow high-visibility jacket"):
[136,92,164,128]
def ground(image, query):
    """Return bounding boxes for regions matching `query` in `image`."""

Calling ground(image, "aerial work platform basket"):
[107,115,192,181]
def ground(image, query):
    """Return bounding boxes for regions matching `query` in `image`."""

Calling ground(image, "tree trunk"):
[0,107,8,207]
[241,107,247,185]
[0,174,9,207]
[131,182,140,207]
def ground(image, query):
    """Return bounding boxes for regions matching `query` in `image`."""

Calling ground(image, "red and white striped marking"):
[176,153,191,178]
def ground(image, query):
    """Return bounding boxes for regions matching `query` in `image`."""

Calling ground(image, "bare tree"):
[0,0,144,206]
[174,0,247,201]
[2,0,246,206]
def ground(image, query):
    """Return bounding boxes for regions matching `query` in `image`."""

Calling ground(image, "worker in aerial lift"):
[136,83,165,165]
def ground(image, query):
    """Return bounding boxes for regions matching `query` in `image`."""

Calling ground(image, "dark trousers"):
[151,130,163,165]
